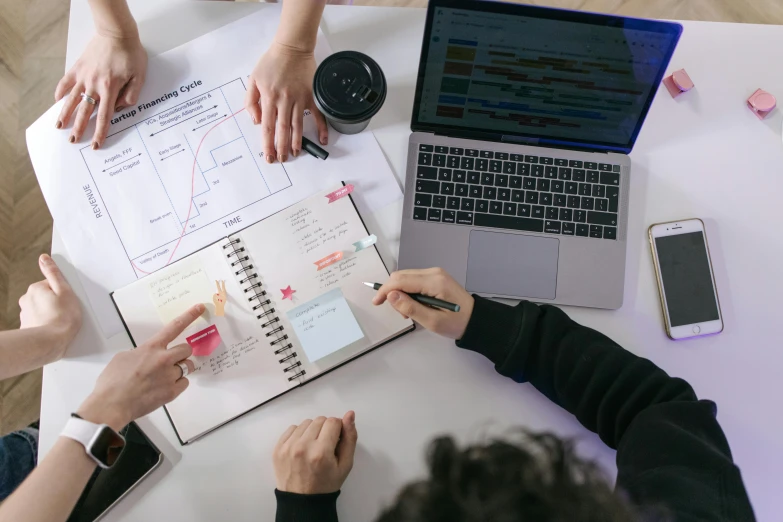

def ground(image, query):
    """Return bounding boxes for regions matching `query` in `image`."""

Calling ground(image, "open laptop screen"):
[412,0,682,153]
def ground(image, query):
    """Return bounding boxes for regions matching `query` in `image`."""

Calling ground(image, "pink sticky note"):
[186,324,222,357]
[325,185,354,203]
[314,251,343,271]
[663,69,694,98]
[747,89,776,120]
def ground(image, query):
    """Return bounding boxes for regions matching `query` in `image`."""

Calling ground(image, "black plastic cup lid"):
[313,51,387,124]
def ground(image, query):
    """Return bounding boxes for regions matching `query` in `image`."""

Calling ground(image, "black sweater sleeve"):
[275,489,339,522]
[456,296,755,521]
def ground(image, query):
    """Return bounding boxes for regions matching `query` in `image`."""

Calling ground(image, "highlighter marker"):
[301,136,329,160]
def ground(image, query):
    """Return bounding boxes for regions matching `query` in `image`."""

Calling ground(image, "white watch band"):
[61,416,101,448]
[61,416,115,468]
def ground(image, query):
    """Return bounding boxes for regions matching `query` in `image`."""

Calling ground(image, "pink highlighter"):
[663,69,694,98]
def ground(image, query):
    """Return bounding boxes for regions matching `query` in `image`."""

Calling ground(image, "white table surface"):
[41,2,783,520]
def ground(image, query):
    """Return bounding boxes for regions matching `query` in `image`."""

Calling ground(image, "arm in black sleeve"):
[275,489,339,522]
[456,296,755,521]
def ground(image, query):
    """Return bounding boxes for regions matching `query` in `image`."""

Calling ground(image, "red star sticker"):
[280,285,296,300]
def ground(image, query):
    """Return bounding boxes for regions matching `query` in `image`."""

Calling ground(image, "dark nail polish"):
[280,154,287,163]
[69,135,76,143]
[320,137,328,146]
[92,141,99,150]
[55,120,62,129]
[115,106,124,112]
[266,154,275,163]
[293,149,299,157]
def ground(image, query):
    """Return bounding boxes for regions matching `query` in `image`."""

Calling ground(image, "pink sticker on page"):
[186,325,222,357]
[325,184,354,203]
[314,251,343,271]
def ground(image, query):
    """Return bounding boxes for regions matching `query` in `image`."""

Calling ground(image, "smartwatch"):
[61,413,126,469]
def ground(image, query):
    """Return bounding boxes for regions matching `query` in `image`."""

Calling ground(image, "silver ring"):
[177,361,189,379]
[80,92,98,105]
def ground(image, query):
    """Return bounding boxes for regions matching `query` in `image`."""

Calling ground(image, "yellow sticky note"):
[147,256,213,326]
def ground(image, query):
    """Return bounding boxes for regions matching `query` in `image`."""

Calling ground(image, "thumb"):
[39,254,68,294]
[336,411,358,474]
[387,291,439,325]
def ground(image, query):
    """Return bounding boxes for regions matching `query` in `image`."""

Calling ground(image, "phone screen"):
[655,231,719,327]
[67,422,162,522]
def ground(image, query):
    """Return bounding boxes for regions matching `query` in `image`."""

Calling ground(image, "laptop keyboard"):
[413,144,621,240]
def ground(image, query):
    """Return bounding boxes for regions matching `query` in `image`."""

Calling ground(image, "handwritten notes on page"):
[192,336,262,377]
[147,255,213,324]
[286,288,364,362]
[317,255,358,291]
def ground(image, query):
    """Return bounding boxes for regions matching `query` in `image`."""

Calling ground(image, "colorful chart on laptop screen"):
[416,6,680,148]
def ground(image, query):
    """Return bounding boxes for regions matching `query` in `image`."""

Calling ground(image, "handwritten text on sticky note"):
[147,256,213,324]
[286,288,364,362]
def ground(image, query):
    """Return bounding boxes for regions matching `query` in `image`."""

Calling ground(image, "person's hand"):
[372,268,475,340]
[244,42,329,163]
[19,254,82,357]
[77,304,203,431]
[274,412,358,494]
[55,33,147,150]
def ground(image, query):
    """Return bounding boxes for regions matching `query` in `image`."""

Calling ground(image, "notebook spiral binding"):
[223,237,306,382]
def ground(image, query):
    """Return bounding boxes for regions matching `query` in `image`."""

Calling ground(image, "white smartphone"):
[648,219,723,340]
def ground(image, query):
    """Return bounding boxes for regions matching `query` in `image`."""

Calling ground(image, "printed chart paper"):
[26,5,402,336]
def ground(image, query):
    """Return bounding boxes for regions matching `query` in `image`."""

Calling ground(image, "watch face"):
[90,427,126,468]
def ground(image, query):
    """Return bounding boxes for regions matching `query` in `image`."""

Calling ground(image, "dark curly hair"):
[376,431,640,522]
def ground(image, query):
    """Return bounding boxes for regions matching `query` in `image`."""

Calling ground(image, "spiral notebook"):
[111,185,414,444]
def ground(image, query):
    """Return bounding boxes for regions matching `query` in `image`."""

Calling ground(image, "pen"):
[301,136,329,160]
[362,282,461,312]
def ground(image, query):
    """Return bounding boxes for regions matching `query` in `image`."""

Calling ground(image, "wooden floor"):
[1,0,782,435]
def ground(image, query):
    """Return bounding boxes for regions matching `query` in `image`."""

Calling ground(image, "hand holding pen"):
[366,268,475,340]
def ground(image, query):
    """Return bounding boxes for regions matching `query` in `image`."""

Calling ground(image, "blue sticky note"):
[286,288,364,362]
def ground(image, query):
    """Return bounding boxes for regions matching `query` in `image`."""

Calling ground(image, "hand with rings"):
[76,304,203,431]
[55,27,147,150]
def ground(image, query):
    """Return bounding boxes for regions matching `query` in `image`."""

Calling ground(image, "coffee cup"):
[313,51,387,135]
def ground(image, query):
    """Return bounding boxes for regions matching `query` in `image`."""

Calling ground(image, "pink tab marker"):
[186,324,222,357]
[281,285,296,300]
[314,251,343,270]
[325,185,354,203]
[747,89,776,120]
[663,69,694,98]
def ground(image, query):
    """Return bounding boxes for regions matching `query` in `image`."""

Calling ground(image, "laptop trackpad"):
[465,230,559,300]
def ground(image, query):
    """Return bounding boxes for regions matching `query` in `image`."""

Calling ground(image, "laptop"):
[398,0,682,309]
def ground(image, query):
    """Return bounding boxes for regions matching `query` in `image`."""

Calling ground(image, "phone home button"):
[692,325,701,334]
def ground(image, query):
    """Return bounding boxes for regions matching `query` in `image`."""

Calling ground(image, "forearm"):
[274,0,327,53]
[456,297,696,448]
[0,327,67,380]
[88,0,138,38]
[0,438,95,522]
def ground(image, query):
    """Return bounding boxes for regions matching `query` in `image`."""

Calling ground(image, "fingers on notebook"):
[154,304,205,345]
[166,342,193,364]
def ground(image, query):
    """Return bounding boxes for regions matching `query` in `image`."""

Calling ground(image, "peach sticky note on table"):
[747,89,776,120]
[663,69,694,98]
[186,324,222,357]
